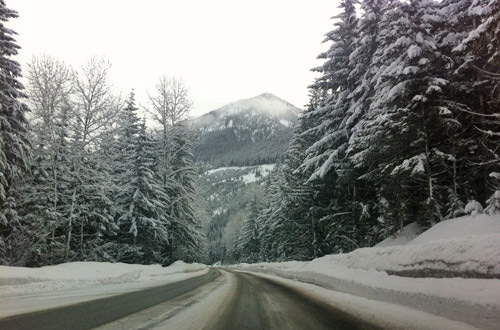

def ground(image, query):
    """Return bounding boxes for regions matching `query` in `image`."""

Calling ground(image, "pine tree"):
[349,0,462,229]
[301,0,359,180]
[112,92,141,230]
[440,0,500,204]
[0,1,30,264]
[165,123,204,263]
[257,166,286,261]
[234,197,260,263]
[116,120,170,264]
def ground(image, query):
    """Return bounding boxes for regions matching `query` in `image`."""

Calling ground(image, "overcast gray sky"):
[8,0,339,117]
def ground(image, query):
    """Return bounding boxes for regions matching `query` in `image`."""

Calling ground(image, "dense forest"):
[0,1,204,265]
[234,0,500,263]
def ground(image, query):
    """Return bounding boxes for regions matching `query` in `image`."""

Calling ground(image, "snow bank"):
[230,215,500,330]
[410,214,500,244]
[375,222,425,247]
[0,261,207,296]
[0,261,208,317]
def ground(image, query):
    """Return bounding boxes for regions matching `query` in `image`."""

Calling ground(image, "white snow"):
[465,200,484,216]
[279,119,293,127]
[205,164,276,184]
[407,44,422,59]
[216,93,300,117]
[375,222,425,247]
[230,214,500,330]
[3,214,500,329]
[0,261,207,318]
[213,207,225,216]
[410,214,500,244]
[205,166,245,175]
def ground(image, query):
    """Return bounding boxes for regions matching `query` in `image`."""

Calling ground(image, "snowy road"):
[203,270,381,330]
[1,269,383,330]
[0,269,219,330]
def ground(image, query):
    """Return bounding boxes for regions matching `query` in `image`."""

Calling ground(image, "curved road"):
[204,271,380,330]
[1,269,381,330]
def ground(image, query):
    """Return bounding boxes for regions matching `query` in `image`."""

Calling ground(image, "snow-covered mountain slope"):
[194,164,274,264]
[188,93,301,167]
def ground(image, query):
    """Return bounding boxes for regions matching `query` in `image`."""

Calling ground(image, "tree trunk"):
[65,188,76,260]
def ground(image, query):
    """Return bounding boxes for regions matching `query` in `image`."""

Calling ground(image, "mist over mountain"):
[189,93,301,167]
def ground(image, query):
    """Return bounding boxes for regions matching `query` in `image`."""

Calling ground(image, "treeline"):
[235,0,500,263]
[0,1,203,266]
[192,117,295,167]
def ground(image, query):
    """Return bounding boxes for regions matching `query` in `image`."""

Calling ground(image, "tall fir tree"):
[0,1,30,264]
[165,123,204,263]
[234,197,260,263]
[116,119,170,264]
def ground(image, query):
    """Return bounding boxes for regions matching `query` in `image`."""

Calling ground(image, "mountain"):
[189,93,301,167]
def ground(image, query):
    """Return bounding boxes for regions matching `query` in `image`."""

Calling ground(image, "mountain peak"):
[212,93,301,118]
[257,92,278,98]
[189,93,301,167]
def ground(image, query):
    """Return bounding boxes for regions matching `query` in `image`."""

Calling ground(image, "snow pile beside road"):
[314,236,500,278]
[0,261,207,297]
[239,214,500,278]
[231,214,500,329]
[410,214,500,244]
[375,222,425,247]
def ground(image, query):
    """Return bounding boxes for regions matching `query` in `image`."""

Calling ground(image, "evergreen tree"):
[257,166,286,261]
[0,1,30,264]
[112,92,141,231]
[234,197,260,263]
[116,120,170,264]
[301,0,359,179]
[440,0,500,203]
[165,123,204,263]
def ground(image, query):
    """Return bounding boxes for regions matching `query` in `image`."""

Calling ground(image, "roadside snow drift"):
[0,261,207,317]
[231,214,500,330]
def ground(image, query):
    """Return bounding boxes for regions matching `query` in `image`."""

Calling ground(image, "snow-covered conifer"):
[485,191,500,216]
[117,120,170,264]
[164,123,204,263]
[235,197,260,263]
[0,1,30,264]
[465,200,484,216]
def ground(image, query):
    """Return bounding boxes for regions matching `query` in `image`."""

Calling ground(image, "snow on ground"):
[410,214,500,244]
[230,214,500,330]
[205,164,275,184]
[375,222,425,247]
[240,164,275,184]
[0,261,207,318]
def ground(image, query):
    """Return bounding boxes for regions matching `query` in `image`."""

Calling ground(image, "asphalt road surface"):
[0,269,219,330]
[203,270,381,330]
[1,269,382,330]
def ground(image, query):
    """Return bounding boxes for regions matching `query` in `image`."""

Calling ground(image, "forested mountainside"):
[194,165,274,264]
[189,93,301,167]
